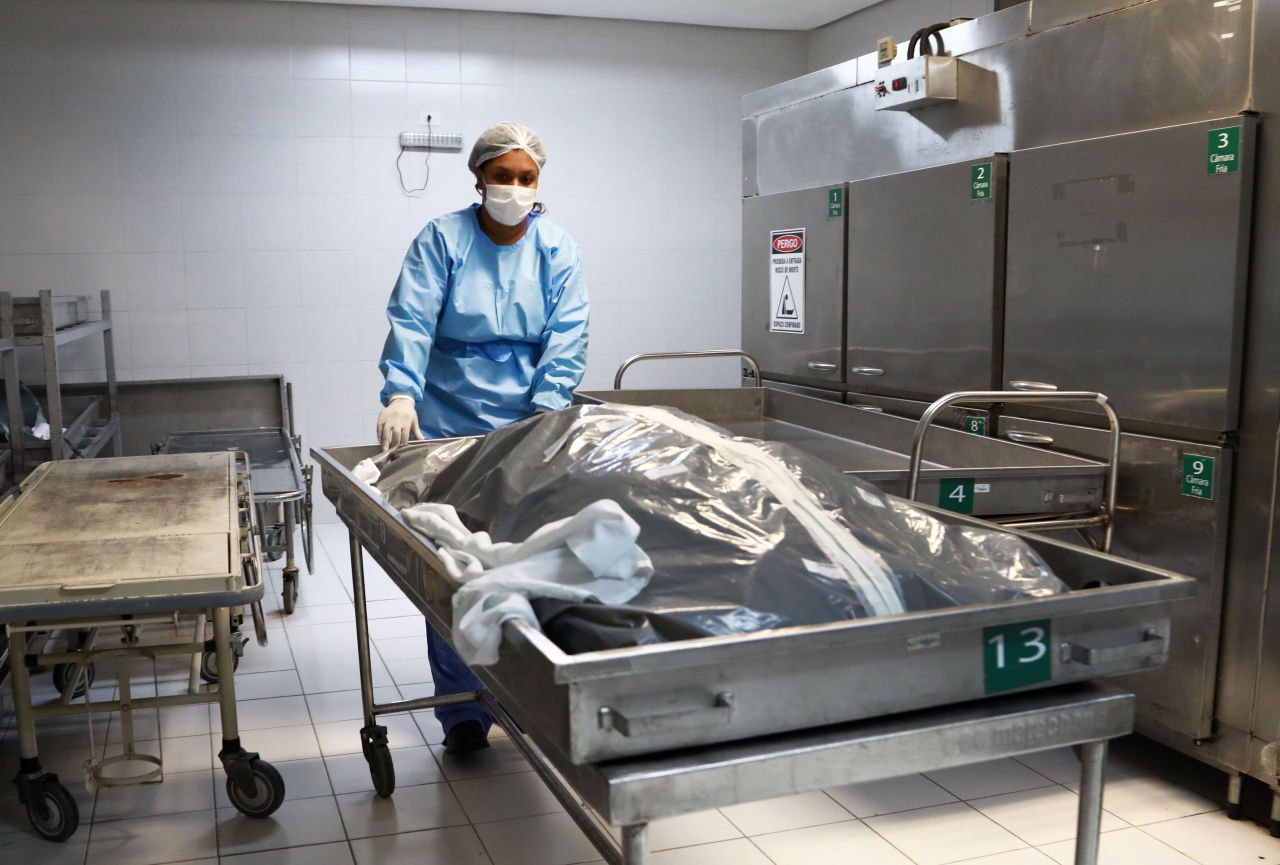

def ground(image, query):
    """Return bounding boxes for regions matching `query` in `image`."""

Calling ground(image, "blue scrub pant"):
[426,622,493,736]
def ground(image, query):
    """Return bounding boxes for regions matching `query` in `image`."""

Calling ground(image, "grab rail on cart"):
[236,456,270,647]
[613,350,762,390]
[907,390,1121,553]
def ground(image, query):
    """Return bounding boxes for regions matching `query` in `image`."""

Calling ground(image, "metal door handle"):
[599,691,735,737]
[1006,431,1056,445]
[807,361,837,371]
[1064,629,1165,666]
[850,404,884,413]
[851,367,885,376]
[1010,380,1059,392]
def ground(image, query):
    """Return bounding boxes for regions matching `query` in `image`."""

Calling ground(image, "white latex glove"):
[377,396,421,451]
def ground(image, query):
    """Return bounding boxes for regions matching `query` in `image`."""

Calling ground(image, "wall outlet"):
[400,131,464,150]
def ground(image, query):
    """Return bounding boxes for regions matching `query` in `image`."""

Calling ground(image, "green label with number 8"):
[963,415,987,436]
[939,478,975,514]
[984,619,1052,693]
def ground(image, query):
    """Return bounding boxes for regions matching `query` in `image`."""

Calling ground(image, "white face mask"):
[483,183,537,226]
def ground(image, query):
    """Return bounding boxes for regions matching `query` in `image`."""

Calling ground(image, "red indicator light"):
[892,77,907,91]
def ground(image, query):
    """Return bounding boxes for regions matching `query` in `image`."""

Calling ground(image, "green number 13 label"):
[984,620,1052,693]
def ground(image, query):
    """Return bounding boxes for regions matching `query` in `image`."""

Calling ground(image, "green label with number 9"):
[939,478,975,514]
[984,619,1052,693]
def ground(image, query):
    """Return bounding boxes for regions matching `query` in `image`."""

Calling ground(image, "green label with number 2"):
[971,162,993,200]
[984,619,1052,693]
[939,478,975,514]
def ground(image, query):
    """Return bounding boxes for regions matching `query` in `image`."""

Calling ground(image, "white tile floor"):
[2,524,1278,865]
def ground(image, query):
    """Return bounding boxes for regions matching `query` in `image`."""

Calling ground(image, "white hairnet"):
[468,121,547,173]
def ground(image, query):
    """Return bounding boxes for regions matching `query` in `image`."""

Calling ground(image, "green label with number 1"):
[984,620,1052,693]
[1208,127,1240,175]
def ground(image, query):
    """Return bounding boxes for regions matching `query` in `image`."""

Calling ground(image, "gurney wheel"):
[225,759,285,818]
[367,744,396,798]
[282,570,298,615]
[200,648,240,685]
[51,661,95,699]
[25,779,78,842]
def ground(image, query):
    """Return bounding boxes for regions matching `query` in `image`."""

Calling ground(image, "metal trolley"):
[0,454,286,841]
[159,427,315,615]
[311,412,1194,864]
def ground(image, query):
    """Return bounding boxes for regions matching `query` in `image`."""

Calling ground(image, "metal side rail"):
[907,390,1121,552]
[613,350,761,389]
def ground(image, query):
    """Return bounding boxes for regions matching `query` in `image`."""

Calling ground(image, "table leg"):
[1074,739,1107,865]
[621,824,648,865]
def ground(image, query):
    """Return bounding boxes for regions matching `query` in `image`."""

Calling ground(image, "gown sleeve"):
[530,239,589,412]
[379,224,451,405]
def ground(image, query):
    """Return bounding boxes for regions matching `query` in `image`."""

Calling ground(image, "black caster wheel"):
[225,759,286,818]
[282,570,298,615]
[200,648,240,685]
[367,744,396,798]
[24,779,79,842]
[51,660,95,699]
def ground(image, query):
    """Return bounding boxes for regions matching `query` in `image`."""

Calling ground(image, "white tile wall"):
[0,0,811,517]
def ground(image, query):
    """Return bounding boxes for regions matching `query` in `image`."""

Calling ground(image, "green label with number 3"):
[939,478,975,514]
[984,619,1052,693]
[1208,127,1240,175]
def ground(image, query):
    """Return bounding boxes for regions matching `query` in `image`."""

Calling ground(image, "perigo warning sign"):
[770,228,805,334]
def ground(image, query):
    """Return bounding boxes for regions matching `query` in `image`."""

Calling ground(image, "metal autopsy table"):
[0,454,285,841]
[579,373,1116,539]
[159,427,314,615]
[311,414,1193,863]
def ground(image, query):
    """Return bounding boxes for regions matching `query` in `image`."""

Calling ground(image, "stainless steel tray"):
[578,387,1106,518]
[0,452,263,621]
[313,438,1194,764]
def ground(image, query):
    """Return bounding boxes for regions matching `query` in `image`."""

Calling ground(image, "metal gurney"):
[312,421,1194,863]
[0,454,286,841]
[158,427,315,615]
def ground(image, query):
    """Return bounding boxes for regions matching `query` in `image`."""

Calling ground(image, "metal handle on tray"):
[1064,629,1165,666]
[1010,380,1059,392]
[598,690,735,737]
[906,390,1121,553]
[613,351,762,390]
[1005,431,1056,446]
[807,361,838,371]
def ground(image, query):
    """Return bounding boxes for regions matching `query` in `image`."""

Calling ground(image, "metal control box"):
[873,56,958,111]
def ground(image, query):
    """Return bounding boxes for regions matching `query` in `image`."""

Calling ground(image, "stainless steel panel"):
[1030,0,1148,32]
[316,439,1193,764]
[847,157,1006,400]
[742,57,860,118]
[997,416,1230,741]
[748,0,1252,195]
[1003,117,1255,433]
[742,186,846,387]
[758,378,843,402]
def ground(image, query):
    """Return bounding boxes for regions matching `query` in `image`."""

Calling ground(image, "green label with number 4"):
[1208,127,1240,175]
[939,478,975,514]
[984,619,1052,693]
[963,415,987,436]
[971,162,992,200]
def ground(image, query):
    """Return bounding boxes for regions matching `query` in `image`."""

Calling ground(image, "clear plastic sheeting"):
[373,404,1067,655]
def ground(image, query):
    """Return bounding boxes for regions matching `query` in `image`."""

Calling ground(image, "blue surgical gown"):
[379,204,589,438]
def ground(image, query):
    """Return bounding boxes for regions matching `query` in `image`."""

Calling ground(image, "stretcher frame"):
[0,453,285,841]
